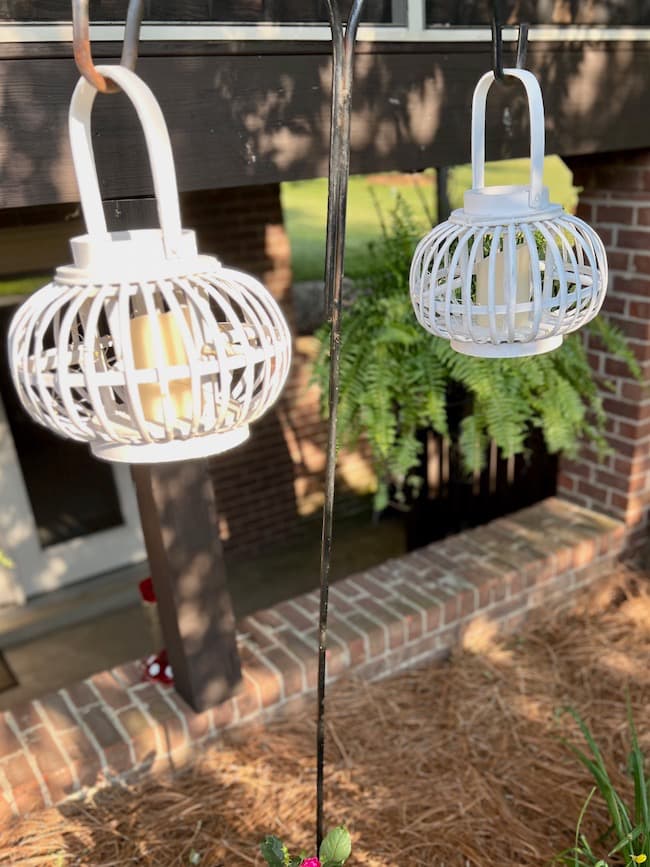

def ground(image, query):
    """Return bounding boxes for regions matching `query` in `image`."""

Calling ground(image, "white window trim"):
[1,22,650,44]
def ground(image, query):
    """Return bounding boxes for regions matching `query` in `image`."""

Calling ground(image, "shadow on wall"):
[210,407,299,553]
[4,21,650,212]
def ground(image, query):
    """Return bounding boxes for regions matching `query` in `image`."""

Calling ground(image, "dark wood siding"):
[0,1,398,22]
[1,38,650,208]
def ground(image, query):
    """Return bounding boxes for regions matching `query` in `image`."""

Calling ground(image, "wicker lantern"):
[410,68,608,358]
[9,66,291,463]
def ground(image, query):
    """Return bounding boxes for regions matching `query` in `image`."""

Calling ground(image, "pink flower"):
[300,860,320,867]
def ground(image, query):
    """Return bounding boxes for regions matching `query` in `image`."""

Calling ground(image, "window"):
[0,0,407,25]
[424,0,650,26]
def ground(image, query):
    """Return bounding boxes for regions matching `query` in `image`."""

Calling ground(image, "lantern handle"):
[471,67,546,209]
[68,65,184,258]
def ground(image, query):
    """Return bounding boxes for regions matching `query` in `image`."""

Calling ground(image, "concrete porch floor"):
[0,511,405,709]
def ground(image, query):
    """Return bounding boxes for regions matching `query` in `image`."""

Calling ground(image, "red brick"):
[274,600,314,632]
[64,681,97,711]
[56,728,102,788]
[245,657,284,708]
[0,718,21,758]
[22,726,73,804]
[0,796,17,826]
[10,703,41,733]
[115,707,155,765]
[633,253,650,274]
[233,672,262,721]
[575,201,593,222]
[604,396,649,420]
[363,597,411,645]
[611,275,650,297]
[607,314,650,342]
[37,694,78,733]
[596,203,634,223]
[164,692,213,742]
[346,611,389,656]
[328,585,358,613]
[2,754,48,815]
[618,229,650,250]
[597,227,614,246]
[324,642,349,679]
[112,661,144,688]
[239,618,274,651]
[637,206,650,225]
[381,595,425,640]
[390,584,444,630]
[557,472,576,493]
[133,686,188,755]
[264,646,308,696]
[351,571,392,599]
[609,251,630,271]
[90,671,132,711]
[212,699,236,730]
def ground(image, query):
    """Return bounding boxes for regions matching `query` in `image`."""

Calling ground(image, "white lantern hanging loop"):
[471,68,546,212]
[410,67,608,358]
[9,65,292,463]
[69,65,184,257]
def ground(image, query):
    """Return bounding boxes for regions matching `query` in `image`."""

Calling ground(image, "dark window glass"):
[0,301,125,548]
[426,1,650,26]
[0,0,406,24]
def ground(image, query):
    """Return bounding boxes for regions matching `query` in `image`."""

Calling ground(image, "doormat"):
[0,653,16,693]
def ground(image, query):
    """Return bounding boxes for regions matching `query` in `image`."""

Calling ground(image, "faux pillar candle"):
[475,245,531,331]
[130,309,193,425]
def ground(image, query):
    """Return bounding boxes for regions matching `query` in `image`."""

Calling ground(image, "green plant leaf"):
[319,827,352,865]
[260,836,287,867]
[311,196,637,509]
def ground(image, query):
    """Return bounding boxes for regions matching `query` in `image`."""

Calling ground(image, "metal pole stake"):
[317,0,367,850]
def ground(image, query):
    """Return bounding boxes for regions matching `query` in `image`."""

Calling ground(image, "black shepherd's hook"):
[491,0,529,79]
[317,0,367,853]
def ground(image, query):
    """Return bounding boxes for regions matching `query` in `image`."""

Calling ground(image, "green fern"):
[312,197,638,508]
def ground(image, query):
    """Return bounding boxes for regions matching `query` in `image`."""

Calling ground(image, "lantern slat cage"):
[410,68,608,358]
[9,65,292,463]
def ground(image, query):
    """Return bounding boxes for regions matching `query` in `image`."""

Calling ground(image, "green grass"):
[1,157,577,295]
[281,156,577,282]
[0,274,49,297]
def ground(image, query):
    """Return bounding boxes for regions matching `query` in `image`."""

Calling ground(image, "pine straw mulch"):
[2,568,650,867]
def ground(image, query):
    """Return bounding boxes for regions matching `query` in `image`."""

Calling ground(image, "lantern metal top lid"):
[410,68,608,359]
[9,65,291,463]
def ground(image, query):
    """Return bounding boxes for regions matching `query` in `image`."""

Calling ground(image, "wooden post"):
[104,198,241,713]
[132,461,241,712]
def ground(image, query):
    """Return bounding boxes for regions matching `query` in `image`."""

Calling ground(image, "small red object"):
[138,577,156,603]
[143,649,173,685]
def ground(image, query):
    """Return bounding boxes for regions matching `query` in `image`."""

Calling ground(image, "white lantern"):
[9,66,291,463]
[410,68,608,358]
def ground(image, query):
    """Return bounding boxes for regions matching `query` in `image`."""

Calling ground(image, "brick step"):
[0,497,624,823]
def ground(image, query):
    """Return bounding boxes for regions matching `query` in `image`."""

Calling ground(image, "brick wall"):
[182,186,375,554]
[558,151,650,554]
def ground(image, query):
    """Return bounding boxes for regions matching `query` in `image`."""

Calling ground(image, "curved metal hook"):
[491,0,504,80]
[492,0,529,80]
[72,0,144,93]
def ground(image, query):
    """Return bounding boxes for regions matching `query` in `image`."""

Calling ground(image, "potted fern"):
[312,198,639,523]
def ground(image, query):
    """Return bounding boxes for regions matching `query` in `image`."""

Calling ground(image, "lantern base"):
[90,426,250,464]
[450,335,563,358]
